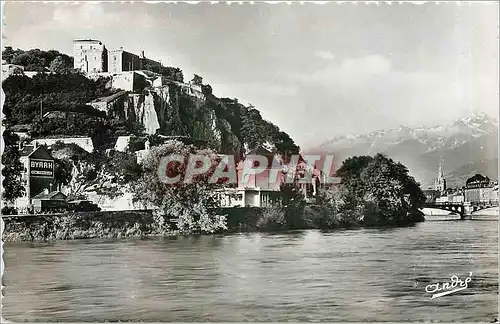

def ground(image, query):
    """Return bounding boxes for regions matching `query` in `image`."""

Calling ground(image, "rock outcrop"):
[100,76,243,155]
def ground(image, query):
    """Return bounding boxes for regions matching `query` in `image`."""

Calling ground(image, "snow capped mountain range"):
[320,112,497,153]
[307,112,498,188]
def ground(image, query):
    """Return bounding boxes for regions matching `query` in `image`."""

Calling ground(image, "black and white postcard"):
[1,1,498,322]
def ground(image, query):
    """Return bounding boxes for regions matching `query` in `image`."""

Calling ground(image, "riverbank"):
[2,207,427,242]
[472,206,499,216]
[1,210,178,242]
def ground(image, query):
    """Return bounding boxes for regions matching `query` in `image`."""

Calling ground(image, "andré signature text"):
[425,272,472,299]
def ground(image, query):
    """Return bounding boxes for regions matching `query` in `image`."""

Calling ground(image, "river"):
[2,219,498,322]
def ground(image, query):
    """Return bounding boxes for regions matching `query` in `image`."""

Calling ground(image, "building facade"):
[108,49,141,73]
[464,174,499,205]
[216,146,331,208]
[73,39,108,74]
[32,190,68,213]
[108,49,162,74]
[2,63,24,81]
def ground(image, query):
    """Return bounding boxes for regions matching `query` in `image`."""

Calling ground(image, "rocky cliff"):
[103,80,240,155]
[101,74,293,157]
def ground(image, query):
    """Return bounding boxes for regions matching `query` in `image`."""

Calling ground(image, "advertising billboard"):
[29,159,54,178]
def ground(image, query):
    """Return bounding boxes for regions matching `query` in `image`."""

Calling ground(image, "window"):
[114,56,117,61]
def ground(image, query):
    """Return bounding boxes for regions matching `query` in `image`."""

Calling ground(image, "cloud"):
[314,50,335,61]
[340,54,392,74]
[296,54,394,88]
[51,3,112,28]
[50,3,156,29]
[211,82,298,100]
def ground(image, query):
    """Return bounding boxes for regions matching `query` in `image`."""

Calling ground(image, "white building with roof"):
[31,137,94,153]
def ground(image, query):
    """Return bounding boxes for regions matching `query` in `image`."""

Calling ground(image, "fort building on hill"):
[73,39,162,74]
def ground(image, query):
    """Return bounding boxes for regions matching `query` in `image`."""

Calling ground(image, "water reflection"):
[3,220,498,322]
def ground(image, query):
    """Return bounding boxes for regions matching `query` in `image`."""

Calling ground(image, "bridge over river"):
[423,201,499,219]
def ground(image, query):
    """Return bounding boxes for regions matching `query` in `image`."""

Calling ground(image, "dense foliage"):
[2,47,74,72]
[1,130,25,203]
[130,140,228,235]
[319,154,426,227]
[2,73,115,126]
[203,93,300,159]
[256,154,426,230]
[1,73,147,151]
[3,210,167,242]
[255,183,308,231]
[142,61,184,82]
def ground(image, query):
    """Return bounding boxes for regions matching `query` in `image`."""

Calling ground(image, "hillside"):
[2,48,300,159]
[307,113,498,188]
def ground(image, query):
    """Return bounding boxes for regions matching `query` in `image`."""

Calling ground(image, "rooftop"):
[32,190,67,201]
[20,145,35,156]
[91,90,128,104]
[73,39,102,44]
[11,124,32,132]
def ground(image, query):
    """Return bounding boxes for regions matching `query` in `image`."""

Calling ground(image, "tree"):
[13,52,46,72]
[336,156,374,180]
[191,74,203,85]
[2,46,17,63]
[130,140,227,235]
[313,154,425,228]
[54,158,73,190]
[1,130,25,203]
[3,47,74,72]
[49,55,74,74]
[357,154,425,226]
[280,183,307,229]
[12,66,24,76]
[274,131,300,159]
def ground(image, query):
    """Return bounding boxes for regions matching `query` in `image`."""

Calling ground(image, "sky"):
[2,1,498,148]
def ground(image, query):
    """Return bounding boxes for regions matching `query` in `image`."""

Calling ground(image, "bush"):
[256,206,286,231]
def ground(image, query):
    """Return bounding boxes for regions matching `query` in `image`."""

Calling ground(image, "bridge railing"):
[427,202,463,206]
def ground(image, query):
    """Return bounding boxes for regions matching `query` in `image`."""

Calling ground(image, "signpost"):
[29,159,54,178]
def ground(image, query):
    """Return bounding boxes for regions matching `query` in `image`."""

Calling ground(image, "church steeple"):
[435,159,446,192]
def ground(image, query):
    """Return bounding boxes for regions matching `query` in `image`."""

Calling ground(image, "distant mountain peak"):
[309,112,498,187]
[454,111,498,127]
[321,112,498,147]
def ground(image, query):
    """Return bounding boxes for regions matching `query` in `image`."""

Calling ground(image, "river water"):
[2,219,498,322]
